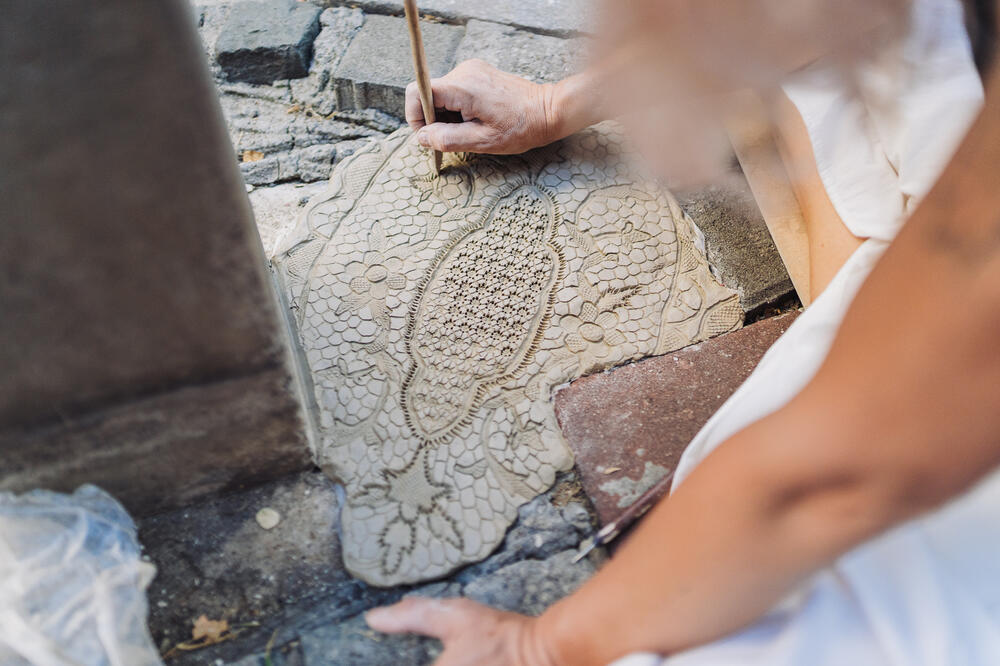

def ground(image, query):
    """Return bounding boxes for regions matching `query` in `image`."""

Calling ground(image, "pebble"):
[256,507,282,530]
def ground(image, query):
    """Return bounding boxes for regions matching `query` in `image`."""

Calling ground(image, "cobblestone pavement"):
[141,3,798,663]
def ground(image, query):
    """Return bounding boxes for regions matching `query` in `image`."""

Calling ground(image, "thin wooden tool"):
[572,469,675,562]
[403,0,441,173]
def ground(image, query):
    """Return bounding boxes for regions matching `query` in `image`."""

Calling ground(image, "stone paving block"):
[454,19,586,84]
[678,174,796,314]
[216,0,323,84]
[288,7,368,115]
[554,310,800,525]
[327,0,594,37]
[333,14,465,117]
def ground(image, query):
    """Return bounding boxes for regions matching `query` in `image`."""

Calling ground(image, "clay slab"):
[272,123,741,585]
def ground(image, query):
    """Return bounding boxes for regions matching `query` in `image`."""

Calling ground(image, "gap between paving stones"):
[321,0,593,39]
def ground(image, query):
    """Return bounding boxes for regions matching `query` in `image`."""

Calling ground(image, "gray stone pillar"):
[0,0,313,514]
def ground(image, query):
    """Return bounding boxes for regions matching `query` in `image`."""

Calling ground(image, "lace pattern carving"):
[272,123,741,586]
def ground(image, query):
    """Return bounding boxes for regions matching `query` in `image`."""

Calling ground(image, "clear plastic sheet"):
[0,485,162,666]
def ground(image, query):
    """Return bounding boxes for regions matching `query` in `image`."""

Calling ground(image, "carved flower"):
[562,310,626,361]
[336,222,406,328]
[344,255,406,302]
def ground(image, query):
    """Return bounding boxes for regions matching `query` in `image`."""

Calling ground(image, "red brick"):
[554,311,799,524]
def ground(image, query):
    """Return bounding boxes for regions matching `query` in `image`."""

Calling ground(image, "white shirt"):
[613,1,987,663]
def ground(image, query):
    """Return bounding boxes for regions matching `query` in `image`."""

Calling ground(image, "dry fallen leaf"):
[242,149,265,163]
[603,466,622,475]
[192,615,229,642]
[162,616,257,659]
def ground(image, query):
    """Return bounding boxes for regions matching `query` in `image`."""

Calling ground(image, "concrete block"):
[0,368,312,516]
[678,174,796,313]
[333,14,464,116]
[325,0,593,37]
[554,311,799,525]
[216,0,323,83]
[0,0,312,512]
[454,19,586,83]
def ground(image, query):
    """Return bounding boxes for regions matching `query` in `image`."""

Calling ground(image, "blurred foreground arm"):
[370,50,1000,666]
[404,59,608,154]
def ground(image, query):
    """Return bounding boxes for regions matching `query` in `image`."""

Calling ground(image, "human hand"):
[366,596,558,666]
[404,59,560,155]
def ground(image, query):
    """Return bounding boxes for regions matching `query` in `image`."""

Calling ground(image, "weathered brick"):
[554,311,799,524]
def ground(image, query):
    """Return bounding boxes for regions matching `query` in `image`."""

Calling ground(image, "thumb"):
[417,121,496,154]
[366,597,471,638]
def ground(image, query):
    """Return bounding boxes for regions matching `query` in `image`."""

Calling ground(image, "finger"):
[427,76,475,116]
[417,121,497,153]
[405,81,427,130]
[366,597,474,639]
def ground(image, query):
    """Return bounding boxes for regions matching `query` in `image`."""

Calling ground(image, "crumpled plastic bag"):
[0,485,163,666]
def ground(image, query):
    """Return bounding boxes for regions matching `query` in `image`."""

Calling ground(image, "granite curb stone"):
[217,0,323,84]
[678,179,796,314]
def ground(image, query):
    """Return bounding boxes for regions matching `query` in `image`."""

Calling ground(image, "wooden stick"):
[403,0,442,173]
[572,470,675,562]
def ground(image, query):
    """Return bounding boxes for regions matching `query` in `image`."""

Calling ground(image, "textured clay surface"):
[272,123,741,585]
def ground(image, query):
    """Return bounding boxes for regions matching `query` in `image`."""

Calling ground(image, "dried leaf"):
[192,615,229,642]
[603,467,622,475]
[242,149,265,163]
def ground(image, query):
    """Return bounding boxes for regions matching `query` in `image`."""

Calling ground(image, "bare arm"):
[370,48,1000,666]
[543,55,1000,662]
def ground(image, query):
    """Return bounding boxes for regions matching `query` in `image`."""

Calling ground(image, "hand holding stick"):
[403,0,441,173]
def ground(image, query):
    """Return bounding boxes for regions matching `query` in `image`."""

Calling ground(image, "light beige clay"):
[272,123,741,586]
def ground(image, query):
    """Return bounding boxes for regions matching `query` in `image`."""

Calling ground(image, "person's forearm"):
[536,48,1000,666]
[534,392,904,665]
[546,70,614,142]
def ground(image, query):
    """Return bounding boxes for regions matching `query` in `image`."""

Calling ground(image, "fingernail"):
[416,128,430,147]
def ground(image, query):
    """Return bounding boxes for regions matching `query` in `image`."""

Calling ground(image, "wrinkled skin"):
[366,597,554,666]
[405,59,558,155]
